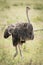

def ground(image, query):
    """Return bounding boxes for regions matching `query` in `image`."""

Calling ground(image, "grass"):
[0,0,43,65]
[0,23,43,65]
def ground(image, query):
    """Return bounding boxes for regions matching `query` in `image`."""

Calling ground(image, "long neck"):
[26,8,30,23]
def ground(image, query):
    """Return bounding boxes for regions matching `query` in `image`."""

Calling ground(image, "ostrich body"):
[4,7,34,57]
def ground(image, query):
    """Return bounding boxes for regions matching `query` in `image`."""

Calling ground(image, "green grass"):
[0,31,43,65]
[0,26,43,65]
[0,0,43,10]
[0,0,43,65]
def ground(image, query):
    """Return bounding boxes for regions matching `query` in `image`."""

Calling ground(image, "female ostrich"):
[4,7,34,57]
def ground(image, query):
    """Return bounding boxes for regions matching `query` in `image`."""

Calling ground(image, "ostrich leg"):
[14,46,18,57]
[18,44,24,58]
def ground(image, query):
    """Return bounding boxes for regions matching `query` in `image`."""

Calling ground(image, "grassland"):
[0,0,43,65]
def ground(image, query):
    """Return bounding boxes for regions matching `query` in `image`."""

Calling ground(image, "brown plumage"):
[4,7,34,57]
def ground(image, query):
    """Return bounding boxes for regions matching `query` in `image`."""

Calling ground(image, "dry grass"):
[0,0,43,65]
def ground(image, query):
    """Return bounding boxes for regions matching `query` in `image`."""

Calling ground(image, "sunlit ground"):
[0,1,43,65]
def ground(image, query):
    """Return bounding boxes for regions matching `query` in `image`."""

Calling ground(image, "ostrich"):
[4,7,34,57]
